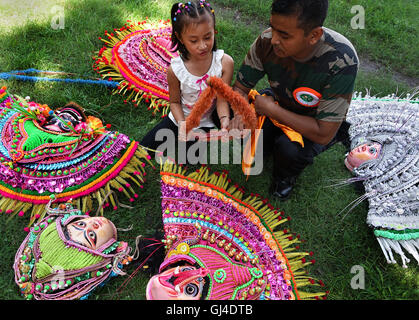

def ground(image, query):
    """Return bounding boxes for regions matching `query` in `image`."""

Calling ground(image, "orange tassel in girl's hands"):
[207,76,257,130]
[185,76,257,136]
[185,85,216,134]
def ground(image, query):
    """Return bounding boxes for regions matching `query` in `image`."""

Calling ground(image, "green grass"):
[0,0,418,300]
[217,0,419,79]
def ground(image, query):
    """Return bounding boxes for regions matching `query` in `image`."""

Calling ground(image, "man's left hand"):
[254,95,276,117]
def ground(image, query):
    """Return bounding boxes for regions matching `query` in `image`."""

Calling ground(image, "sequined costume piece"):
[93,19,177,116]
[148,162,326,300]
[345,93,419,267]
[13,200,133,300]
[0,87,152,228]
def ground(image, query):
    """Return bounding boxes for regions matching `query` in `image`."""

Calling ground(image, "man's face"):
[269,13,316,60]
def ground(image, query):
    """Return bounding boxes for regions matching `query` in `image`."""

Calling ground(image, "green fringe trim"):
[374,228,419,241]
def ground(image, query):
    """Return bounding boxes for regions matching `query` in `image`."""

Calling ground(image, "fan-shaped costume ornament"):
[345,93,419,267]
[14,200,134,300]
[93,19,177,116]
[0,87,152,229]
[146,163,327,300]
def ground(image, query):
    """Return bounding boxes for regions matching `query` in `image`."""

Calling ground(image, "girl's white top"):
[168,49,224,128]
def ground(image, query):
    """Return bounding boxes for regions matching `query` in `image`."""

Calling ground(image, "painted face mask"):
[344,94,419,267]
[43,104,86,133]
[344,142,382,172]
[66,216,116,250]
[13,200,134,300]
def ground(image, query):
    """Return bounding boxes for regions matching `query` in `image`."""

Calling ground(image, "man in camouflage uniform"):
[232,0,358,200]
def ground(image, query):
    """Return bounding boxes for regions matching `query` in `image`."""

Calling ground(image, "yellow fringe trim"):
[0,145,154,228]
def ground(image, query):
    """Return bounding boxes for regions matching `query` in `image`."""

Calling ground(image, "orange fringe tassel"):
[185,76,257,134]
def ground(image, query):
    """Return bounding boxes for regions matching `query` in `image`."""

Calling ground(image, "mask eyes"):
[88,231,97,243]
[369,147,376,154]
[184,283,199,297]
[77,221,86,228]
[180,267,193,272]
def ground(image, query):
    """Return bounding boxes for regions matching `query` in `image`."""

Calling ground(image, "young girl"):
[140,0,234,160]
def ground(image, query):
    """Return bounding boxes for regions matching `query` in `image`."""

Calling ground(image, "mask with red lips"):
[344,142,382,172]
[146,265,208,300]
[66,216,116,250]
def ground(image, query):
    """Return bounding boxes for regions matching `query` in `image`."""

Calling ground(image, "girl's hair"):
[170,1,217,60]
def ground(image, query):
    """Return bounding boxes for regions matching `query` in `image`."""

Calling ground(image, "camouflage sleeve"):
[316,63,358,122]
[236,34,267,89]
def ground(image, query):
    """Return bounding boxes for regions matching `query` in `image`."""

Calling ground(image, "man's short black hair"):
[271,0,329,34]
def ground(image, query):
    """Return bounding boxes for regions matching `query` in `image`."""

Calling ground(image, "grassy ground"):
[0,0,418,300]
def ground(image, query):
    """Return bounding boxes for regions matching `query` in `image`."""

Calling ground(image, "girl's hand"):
[228,114,244,131]
[220,116,229,133]
[178,120,188,141]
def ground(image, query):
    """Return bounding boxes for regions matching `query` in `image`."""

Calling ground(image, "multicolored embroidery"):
[0,87,153,230]
[93,19,178,116]
[152,162,327,300]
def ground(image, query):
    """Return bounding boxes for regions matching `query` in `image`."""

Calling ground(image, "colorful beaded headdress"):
[146,163,327,300]
[13,199,133,300]
[344,93,419,267]
[0,87,152,230]
[93,19,177,116]
[173,1,215,21]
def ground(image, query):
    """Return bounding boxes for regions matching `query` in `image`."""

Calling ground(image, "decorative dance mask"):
[93,19,177,116]
[145,163,327,300]
[14,200,133,300]
[0,87,152,229]
[344,94,419,267]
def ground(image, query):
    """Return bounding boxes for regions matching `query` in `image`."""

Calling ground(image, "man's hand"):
[254,94,276,117]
